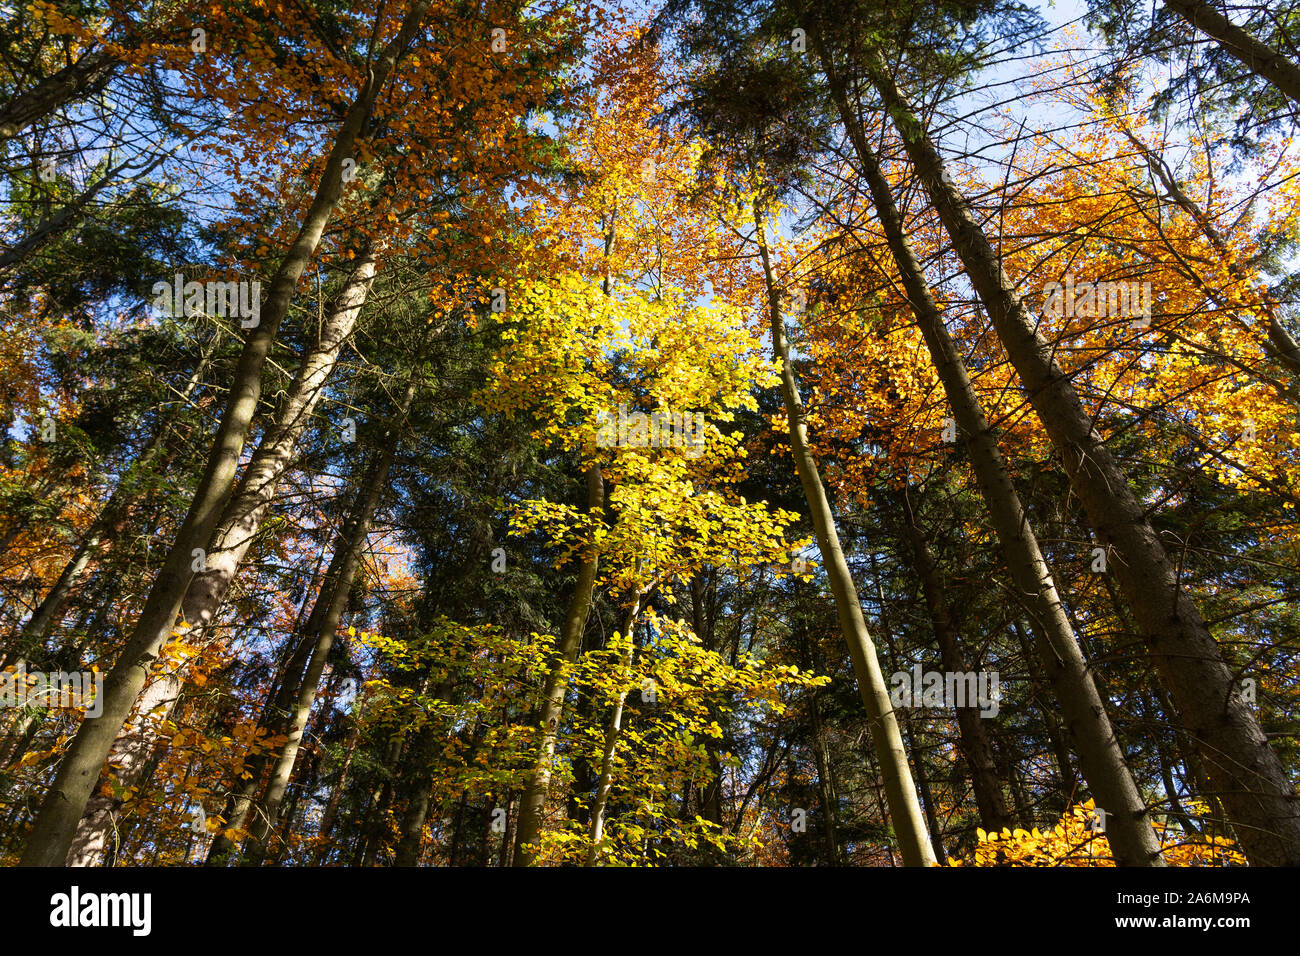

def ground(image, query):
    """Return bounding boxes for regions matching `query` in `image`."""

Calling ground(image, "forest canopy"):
[1,0,1298,872]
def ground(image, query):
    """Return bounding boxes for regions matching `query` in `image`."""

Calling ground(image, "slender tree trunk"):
[864,56,1300,866]
[1002,746,1032,825]
[901,717,946,865]
[870,554,950,864]
[1143,691,1200,835]
[202,603,325,865]
[241,384,414,864]
[752,201,936,867]
[565,686,596,827]
[360,779,395,866]
[63,243,383,867]
[204,545,358,862]
[447,790,469,866]
[692,569,727,838]
[1012,619,1080,816]
[585,593,648,865]
[391,714,445,867]
[513,464,605,866]
[310,713,361,865]
[17,4,432,865]
[898,500,1015,834]
[499,792,515,867]
[808,687,848,864]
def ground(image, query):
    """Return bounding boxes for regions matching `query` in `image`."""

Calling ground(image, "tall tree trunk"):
[62,241,383,867]
[808,687,848,864]
[812,26,1164,866]
[203,506,355,863]
[565,686,596,827]
[897,498,1015,834]
[310,710,362,865]
[240,382,414,865]
[512,464,605,866]
[863,56,1300,866]
[870,554,951,863]
[390,703,450,867]
[499,792,516,867]
[359,779,396,866]
[17,3,432,865]
[1012,619,1080,816]
[900,717,946,865]
[752,201,936,867]
[1162,0,1300,106]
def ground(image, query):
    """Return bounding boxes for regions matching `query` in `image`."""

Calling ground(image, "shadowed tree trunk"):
[1162,0,1300,106]
[862,52,1300,866]
[18,3,433,864]
[63,241,384,867]
[898,497,1015,834]
[585,590,650,865]
[513,464,605,866]
[811,22,1164,865]
[214,387,410,864]
[0,48,119,140]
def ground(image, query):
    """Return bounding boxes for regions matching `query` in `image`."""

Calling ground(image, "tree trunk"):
[900,717,946,865]
[585,593,648,865]
[752,201,936,867]
[310,715,361,865]
[813,26,1164,865]
[202,599,326,864]
[1162,0,1300,106]
[1013,619,1080,816]
[864,57,1300,866]
[17,2,432,866]
[512,464,605,866]
[808,687,848,864]
[898,498,1015,834]
[0,48,119,140]
[62,241,383,867]
[391,708,448,868]
[241,382,414,864]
